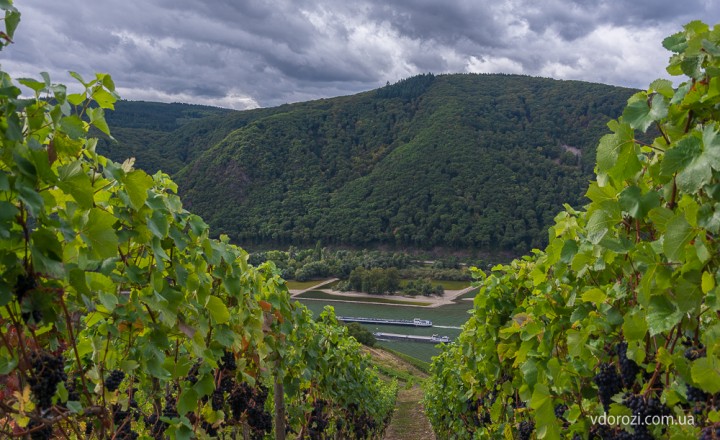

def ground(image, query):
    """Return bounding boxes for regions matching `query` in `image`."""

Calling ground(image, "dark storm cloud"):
[3,1,720,109]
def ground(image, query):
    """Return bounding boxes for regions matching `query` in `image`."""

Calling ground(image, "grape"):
[700,424,720,440]
[684,344,706,361]
[27,420,53,440]
[229,382,253,420]
[220,350,237,371]
[212,388,224,411]
[112,403,139,440]
[593,363,622,411]
[616,341,640,388]
[518,420,534,440]
[144,413,166,440]
[104,369,125,392]
[14,272,36,300]
[687,385,709,403]
[622,393,671,427]
[247,405,272,435]
[27,351,66,409]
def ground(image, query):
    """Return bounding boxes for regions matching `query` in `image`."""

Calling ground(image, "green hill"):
[101,74,636,254]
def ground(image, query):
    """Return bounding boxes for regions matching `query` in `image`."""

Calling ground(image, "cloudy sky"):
[3,1,720,109]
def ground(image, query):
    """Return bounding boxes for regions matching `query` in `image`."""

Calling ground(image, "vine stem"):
[58,295,92,403]
[644,325,678,397]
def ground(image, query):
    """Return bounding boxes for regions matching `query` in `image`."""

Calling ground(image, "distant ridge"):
[99,73,636,254]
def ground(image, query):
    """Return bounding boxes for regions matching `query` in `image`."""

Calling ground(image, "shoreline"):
[288,279,477,308]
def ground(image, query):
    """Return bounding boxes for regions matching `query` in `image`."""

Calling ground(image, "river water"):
[298,297,475,362]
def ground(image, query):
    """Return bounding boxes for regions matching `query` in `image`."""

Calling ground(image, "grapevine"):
[0,3,396,438]
[425,20,720,439]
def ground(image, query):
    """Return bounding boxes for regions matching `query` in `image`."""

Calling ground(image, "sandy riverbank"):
[288,279,477,308]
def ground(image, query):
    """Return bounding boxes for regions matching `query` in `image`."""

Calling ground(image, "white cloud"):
[2,0,719,107]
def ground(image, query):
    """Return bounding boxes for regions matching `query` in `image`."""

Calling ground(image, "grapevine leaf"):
[623,93,669,132]
[122,170,153,210]
[81,208,119,260]
[177,388,198,416]
[586,203,621,244]
[596,122,634,172]
[647,296,682,336]
[581,288,606,305]
[691,357,720,394]
[206,295,230,324]
[702,271,715,293]
[618,186,660,219]
[663,213,694,261]
[622,310,647,342]
[30,228,64,278]
[59,115,86,139]
[662,135,701,176]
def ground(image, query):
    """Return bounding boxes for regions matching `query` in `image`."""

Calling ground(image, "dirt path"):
[362,347,436,440]
[383,384,436,440]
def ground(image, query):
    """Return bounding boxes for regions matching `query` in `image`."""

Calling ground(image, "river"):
[298,296,475,362]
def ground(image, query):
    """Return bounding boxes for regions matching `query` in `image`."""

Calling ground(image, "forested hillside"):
[102,74,636,253]
[96,101,231,174]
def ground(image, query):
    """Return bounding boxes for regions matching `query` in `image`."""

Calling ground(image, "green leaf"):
[0,357,18,375]
[663,213,694,261]
[59,115,86,139]
[596,122,634,172]
[18,78,46,93]
[4,10,20,39]
[58,171,94,209]
[691,357,720,394]
[622,310,647,342]
[647,295,683,336]
[87,107,111,137]
[81,208,118,260]
[30,228,64,278]
[586,203,621,244]
[122,170,153,210]
[193,374,215,397]
[148,210,169,238]
[206,295,230,324]
[618,186,660,219]
[91,87,116,110]
[703,271,716,294]
[661,136,700,176]
[663,31,687,53]
[176,388,198,416]
[623,93,668,132]
[581,288,607,305]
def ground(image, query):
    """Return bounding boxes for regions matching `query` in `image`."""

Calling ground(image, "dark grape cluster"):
[212,388,224,411]
[27,419,53,440]
[220,350,237,371]
[555,403,568,419]
[623,393,671,423]
[112,403,139,440]
[616,342,640,388]
[14,272,43,323]
[229,382,253,420]
[144,413,165,440]
[201,420,219,437]
[684,343,706,361]
[701,423,720,440]
[27,351,66,409]
[518,420,534,440]
[104,369,125,392]
[594,363,622,410]
[247,405,273,437]
[687,385,710,403]
[64,375,80,402]
[309,399,329,440]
